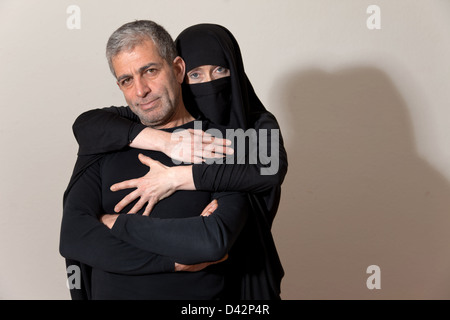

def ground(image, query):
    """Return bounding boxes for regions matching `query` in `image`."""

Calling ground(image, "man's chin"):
[138,112,166,127]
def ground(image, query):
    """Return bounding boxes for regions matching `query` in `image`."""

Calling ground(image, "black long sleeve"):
[110,191,248,265]
[193,111,288,193]
[59,160,175,275]
[73,107,145,155]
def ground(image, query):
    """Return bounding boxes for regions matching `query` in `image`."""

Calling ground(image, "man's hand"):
[110,154,178,215]
[201,199,218,217]
[174,254,228,272]
[165,128,233,164]
[100,214,119,229]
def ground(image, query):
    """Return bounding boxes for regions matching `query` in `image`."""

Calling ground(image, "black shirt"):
[60,120,247,300]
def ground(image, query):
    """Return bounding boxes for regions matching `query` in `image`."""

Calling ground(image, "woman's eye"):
[215,67,230,76]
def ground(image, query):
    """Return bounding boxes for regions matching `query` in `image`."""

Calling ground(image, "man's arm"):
[105,191,248,265]
[59,159,175,275]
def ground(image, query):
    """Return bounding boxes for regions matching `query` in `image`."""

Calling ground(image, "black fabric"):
[183,77,232,126]
[176,25,228,78]
[60,120,247,300]
[73,106,142,156]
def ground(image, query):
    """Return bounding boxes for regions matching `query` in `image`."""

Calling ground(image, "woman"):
[72,24,288,299]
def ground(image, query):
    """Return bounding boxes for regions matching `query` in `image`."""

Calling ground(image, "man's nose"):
[135,77,151,97]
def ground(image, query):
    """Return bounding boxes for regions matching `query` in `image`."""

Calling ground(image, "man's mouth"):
[138,98,160,110]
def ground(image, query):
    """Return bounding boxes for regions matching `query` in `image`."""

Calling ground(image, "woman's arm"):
[73,106,232,162]
[73,107,144,155]
[110,112,288,212]
[193,111,288,192]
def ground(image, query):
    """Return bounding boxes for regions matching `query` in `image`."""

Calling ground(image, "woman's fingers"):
[168,128,233,163]
[110,178,139,192]
[114,189,141,213]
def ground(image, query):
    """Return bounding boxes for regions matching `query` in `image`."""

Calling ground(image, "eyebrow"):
[116,62,161,83]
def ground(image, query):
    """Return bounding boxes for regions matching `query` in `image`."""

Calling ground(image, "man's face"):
[112,39,185,128]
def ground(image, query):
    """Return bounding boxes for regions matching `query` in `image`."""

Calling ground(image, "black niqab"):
[176,24,267,129]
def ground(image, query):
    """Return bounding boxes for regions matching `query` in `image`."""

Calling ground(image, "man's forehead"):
[116,39,161,61]
[112,40,165,76]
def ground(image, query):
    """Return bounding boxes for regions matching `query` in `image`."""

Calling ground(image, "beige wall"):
[1,0,449,299]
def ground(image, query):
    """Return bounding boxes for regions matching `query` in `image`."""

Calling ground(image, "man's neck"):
[149,104,195,129]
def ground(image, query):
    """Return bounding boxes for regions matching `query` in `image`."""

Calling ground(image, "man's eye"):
[144,68,160,78]
[120,78,131,87]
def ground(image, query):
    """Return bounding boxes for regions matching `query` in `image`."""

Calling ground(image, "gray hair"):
[106,20,177,77]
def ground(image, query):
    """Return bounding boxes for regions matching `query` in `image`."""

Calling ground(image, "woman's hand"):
[163,128,233,164]
[131,127,233,164]
[111,153,178,215]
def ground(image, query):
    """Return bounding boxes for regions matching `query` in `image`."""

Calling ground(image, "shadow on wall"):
[272,66,450,299]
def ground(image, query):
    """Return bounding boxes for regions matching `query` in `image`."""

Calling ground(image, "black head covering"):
[175,24,267,129]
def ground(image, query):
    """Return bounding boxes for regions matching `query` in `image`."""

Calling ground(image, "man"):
[59,20,247,300]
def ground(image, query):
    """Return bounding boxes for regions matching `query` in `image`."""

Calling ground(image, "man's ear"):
[115,81,125,92]
[173,56,186,84]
